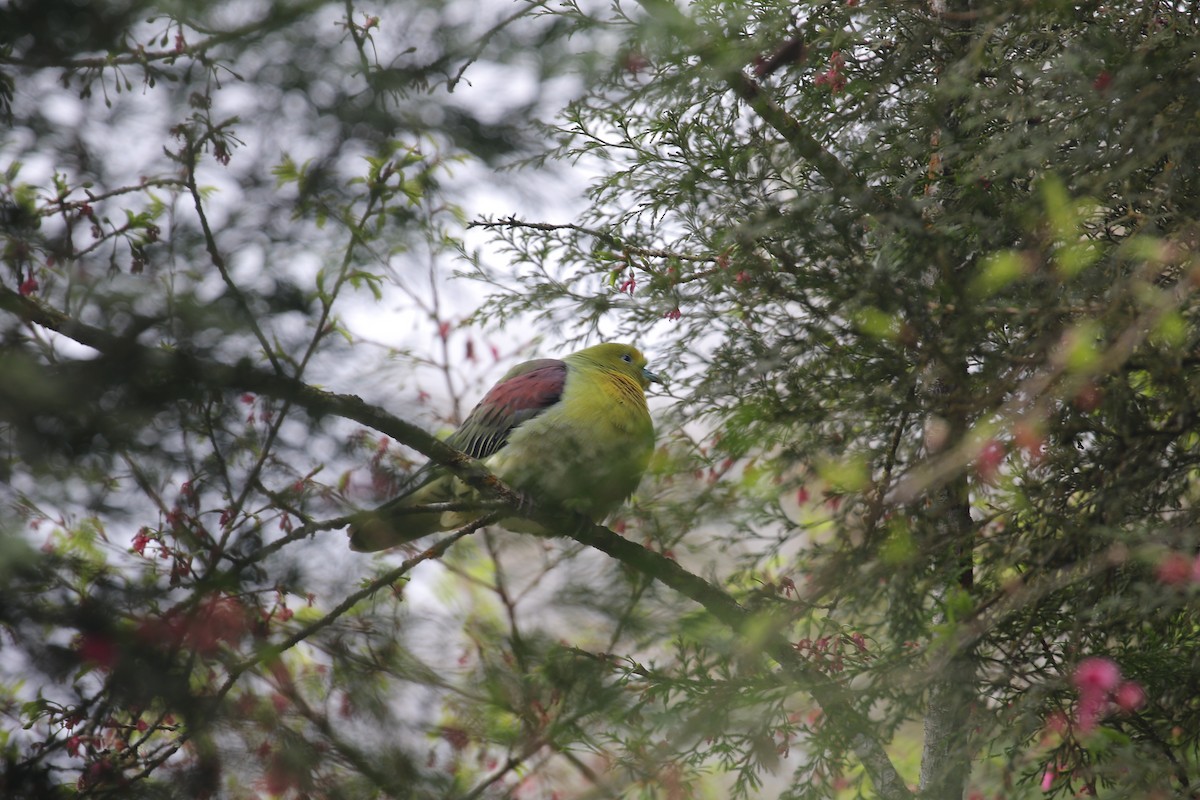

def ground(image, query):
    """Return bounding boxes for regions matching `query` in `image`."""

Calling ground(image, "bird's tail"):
[347,507,448,552]
[346,473,453,552]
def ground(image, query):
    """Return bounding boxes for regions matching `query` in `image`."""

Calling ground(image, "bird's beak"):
[642,368,662,387]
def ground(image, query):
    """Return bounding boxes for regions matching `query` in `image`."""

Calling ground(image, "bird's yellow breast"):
[571,368,652,433]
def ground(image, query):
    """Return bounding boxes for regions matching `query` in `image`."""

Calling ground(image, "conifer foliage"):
[2,2,1200,798]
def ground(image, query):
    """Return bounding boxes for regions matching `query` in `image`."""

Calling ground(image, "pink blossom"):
[1073,656,1121,733]
[1114,681,1146,713]
[131,528,151,556]
[1156,551,1192,585]
[975,438,1006,482]
[1076,691,1106,733]
[76,633,118,670]
[1041,769,1054,791]
[1073,657,1120,693]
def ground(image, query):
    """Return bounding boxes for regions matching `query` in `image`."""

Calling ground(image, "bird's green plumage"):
[348,343,658,551]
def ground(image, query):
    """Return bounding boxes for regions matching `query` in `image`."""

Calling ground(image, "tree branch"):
[634,0,902,221]
[0,286,912,800]
[551,514,913,800]
[0,286,522,510]
[468,217,718,264]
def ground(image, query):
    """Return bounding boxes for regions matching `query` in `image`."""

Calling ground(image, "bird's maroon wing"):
[446,358,567,460]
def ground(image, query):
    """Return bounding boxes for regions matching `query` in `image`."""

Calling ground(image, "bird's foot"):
[512,490,538,518]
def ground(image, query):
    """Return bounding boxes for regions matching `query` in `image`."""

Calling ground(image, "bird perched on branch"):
[348,342,660,552]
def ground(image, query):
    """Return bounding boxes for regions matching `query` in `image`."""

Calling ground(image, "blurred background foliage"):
[2,1,1200,799]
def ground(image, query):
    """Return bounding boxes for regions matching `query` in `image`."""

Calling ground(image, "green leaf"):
[1060,320,1102,372]
[1039,174,1077,242]
[970,251,1029,298]
[1152,310,1187,350]
[815,453,869,493]
[853,306,899,340]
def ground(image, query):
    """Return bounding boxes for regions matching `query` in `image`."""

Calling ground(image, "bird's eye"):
[622,353,633,363]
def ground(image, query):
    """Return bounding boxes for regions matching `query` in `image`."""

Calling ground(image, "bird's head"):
[573,342,661,389]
